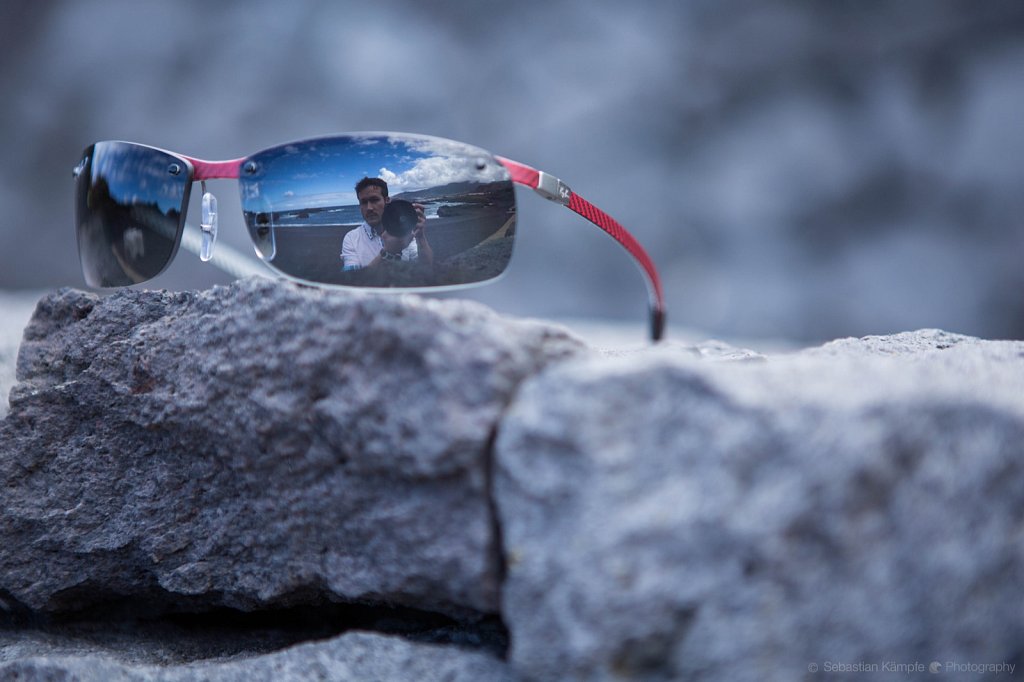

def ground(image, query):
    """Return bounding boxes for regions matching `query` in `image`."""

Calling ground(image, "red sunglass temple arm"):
[496,157,666,341]
[184,155,666,341]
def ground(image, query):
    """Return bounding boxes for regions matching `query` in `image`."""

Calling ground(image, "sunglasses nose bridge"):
[182,156,249,265]
[187,157,245,181]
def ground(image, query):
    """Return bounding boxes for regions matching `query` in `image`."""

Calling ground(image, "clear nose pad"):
[248,202,277,262]
[199,184,218,262]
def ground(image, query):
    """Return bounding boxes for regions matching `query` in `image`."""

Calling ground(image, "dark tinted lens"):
[75,142,191,287]
[239,133,516,289]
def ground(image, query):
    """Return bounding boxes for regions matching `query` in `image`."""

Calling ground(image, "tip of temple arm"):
[498,156,667,342]
[651,306,666,342]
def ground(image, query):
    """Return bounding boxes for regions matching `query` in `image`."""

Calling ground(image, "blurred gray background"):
[1,0,1022,342]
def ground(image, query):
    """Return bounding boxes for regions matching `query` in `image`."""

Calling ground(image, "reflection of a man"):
[340,177,433,270]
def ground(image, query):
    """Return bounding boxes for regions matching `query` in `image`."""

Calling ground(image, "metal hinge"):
[534,171,572,206]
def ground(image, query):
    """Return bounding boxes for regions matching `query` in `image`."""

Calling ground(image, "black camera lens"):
[381,200,419,238]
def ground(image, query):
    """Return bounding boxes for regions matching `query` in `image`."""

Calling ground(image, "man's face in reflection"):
[357,185,388,232]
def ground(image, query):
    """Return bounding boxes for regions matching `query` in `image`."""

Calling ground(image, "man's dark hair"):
[355,176,389,199]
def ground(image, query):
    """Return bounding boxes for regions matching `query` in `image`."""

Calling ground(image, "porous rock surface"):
[2,281,1023,681]
[495,330,1024,680]
[0,278,583,618]
[0,291,40,420]
[0,630,515,681]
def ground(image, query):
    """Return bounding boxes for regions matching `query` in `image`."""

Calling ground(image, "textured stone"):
[0,291,40,420]
[0,630,515,681]
[495,330,1024,681]
[0,278,584,617]
[7,290,1023,681]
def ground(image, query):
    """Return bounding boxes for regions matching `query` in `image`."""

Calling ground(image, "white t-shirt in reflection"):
[340,221,418,269]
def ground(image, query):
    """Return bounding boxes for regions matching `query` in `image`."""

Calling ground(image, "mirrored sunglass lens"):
[238,134,516,289]
[75,142,190,287]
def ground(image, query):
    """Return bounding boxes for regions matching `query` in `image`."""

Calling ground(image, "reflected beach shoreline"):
[260,205,515,287]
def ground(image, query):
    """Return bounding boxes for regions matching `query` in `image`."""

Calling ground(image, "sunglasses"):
[74,132,665,340]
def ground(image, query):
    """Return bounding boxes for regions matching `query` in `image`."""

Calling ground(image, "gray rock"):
[0,278,584,617]
[7,287,1022,682]
[0,290,44,420]
[0,619,306,668]
[495,330,1024,681]
[0,630,515,681]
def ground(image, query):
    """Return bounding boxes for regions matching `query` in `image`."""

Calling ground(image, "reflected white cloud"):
[378,155,505,194]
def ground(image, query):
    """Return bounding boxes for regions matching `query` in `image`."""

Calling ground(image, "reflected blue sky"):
[90,142,187,215]
[244,135,506,211]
